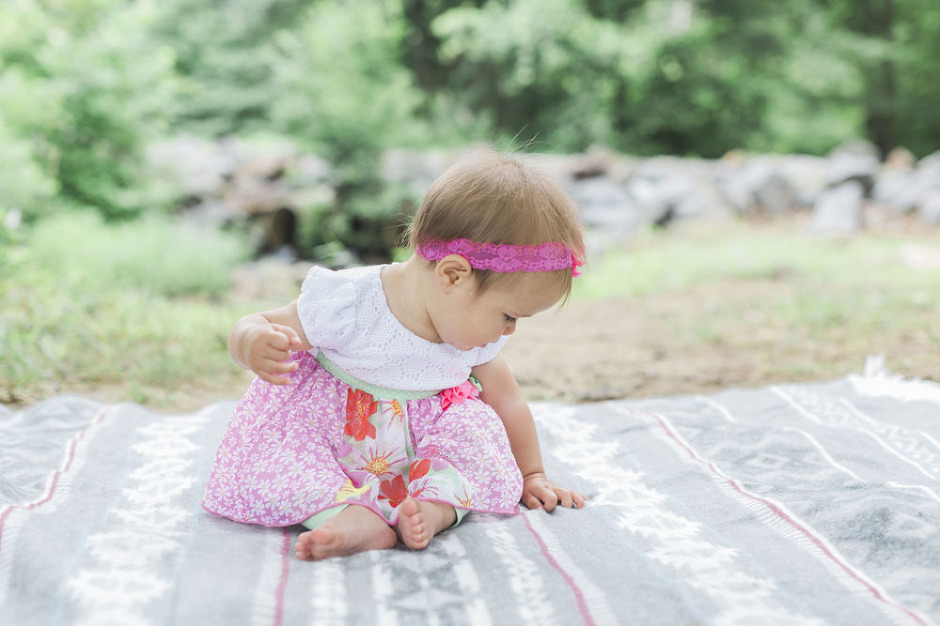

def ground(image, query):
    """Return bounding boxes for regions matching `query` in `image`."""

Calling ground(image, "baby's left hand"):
[522,472,587,512]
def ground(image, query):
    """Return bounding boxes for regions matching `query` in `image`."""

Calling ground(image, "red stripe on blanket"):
[273,529,292,626]
[648,410,929,626]
[0,406,110,556]
[520,511,596,626]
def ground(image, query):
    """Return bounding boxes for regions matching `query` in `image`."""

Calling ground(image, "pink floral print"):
[202,351,523,527]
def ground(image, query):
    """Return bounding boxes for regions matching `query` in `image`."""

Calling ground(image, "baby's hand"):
[521,472,586,512]
[246,323,303,385]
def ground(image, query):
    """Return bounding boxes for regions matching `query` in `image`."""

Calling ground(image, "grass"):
[577,218,940,339]
[1,211,938,409]
[0,211,262,408]
[572,216,940,391]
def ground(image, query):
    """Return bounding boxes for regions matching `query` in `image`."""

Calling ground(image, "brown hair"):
[407,150,584,297]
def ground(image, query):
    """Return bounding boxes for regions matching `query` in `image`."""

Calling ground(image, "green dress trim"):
[315,351,442,400]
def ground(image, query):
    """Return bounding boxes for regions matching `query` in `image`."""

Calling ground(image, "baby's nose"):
[502,320,517,336]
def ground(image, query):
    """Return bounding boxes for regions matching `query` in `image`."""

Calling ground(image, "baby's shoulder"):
[296,264,387,345]
[302,264,382,292]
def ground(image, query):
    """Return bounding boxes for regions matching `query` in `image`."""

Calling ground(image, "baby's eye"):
[504,314,517,323]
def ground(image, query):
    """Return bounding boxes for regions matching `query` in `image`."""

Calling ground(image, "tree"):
[0,0,178,220]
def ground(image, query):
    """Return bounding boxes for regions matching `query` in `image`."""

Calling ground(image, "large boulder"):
[717,157,797,215]
[812,181,864,234]
[826,139,881,194]
[568,176,644,233]
[874,149,940,217]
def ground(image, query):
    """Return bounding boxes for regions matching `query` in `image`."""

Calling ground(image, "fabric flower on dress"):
[408,458,431,481]
[379,475,408,508]
[406,458,435,500]
[345,389,378,441]
[440,380,480,411]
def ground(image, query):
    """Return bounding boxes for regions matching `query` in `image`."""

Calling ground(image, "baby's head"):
[407,150,584,302]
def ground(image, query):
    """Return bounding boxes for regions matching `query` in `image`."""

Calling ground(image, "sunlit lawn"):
[575,215,940,388]
[579,216,940,342]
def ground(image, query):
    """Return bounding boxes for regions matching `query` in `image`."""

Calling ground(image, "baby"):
[202,150,586,560]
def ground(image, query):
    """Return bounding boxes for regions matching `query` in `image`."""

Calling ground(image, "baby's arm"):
[472,355,586,511]
[229,300,313,385]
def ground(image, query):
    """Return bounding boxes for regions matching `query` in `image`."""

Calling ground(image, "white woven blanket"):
[2,371,938,625]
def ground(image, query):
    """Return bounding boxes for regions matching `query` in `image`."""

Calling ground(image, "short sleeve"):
[473,335,509,367]
[296,266,358,350]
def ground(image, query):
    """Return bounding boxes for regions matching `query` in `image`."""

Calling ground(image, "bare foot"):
[295,506,397,561]
[394,498,457,550]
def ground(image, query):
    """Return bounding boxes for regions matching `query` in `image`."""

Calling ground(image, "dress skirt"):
[202,351,523,527]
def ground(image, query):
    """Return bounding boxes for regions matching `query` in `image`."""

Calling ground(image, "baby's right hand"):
[245,323,303,385]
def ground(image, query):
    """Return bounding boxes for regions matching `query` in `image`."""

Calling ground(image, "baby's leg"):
[295,505,397,561]
[394,498,457,550]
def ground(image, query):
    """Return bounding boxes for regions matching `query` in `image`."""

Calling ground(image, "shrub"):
[24,212,251,298]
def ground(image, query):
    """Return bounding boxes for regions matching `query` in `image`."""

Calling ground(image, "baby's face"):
[435,273,565,351]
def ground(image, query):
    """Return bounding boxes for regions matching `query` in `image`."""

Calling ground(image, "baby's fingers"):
[269,324,303,349]
[257,358,299,385]
[524,485,560,512]
[555,489,587,509]
[571,491,587,509]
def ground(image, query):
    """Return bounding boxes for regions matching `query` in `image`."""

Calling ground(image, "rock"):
[775,155,829,208]
[382,148,455,197]
[811,181,864,234]
[147,135,236,199]
[826,139,881,193]
[224,156,295,216]
[527,149,640,187]
[230,258,313,302]
[885,147,917,170]
[673,180,733,222]
[568,144,623,180]
[568,177,643,233]
[916,150,940,191]
[919,190,940,225]
[718,158,796,215]
[873,169,920,214]
[291,154,333,187]
[875,149,940,217]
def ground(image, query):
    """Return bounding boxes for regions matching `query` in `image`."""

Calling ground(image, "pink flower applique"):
[440,380,480,411]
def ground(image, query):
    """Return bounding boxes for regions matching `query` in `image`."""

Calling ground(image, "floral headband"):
[415,238,584,277]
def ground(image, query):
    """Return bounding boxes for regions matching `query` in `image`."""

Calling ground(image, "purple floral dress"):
[202,351,523,527]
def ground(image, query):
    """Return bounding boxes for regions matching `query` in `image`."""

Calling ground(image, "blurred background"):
[1,0,938,410]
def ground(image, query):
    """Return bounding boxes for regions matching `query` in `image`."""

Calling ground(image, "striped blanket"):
[2,369,939,625]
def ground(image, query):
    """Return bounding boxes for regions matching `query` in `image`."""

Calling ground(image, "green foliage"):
[0,117,58,216]
[889,0,940,156]
[267,0,424,256]
[0,210,253,403]
[434,0,623,151]
[2,0,938,232]
[0,0,179,221]
[0,269,250,406]
[150,0,310,136]
[429,0,858,156]
[0,0,938,265]
[24,211,251,298]
[269,0,420,158]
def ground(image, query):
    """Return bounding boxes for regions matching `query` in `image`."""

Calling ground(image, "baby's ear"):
[435,254,472,290]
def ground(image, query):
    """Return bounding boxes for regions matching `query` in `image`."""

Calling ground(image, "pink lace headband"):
[415,238,584,277]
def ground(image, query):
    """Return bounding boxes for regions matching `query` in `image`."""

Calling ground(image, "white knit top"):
[296,264,507,391]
